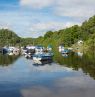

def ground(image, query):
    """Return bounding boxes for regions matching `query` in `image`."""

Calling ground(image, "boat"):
[7,47,20,56]
[59,45,65,52]
[21,47,28,55]
[35,45,45,53]
[61,49,69,54]
[47,45,52,51]
[33,53,53,61]
[1,47,8,54]
[24,48,35,58]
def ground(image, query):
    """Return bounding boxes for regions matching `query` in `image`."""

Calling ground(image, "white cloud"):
[0,0,95,38]
[19,0,95,37]
[29,62,73,72]
[20,0,95,19]
[54,0,95,19]
[55,76,95,88]
[30,21,79,32]
[0,23,11,29]
[30,22,64,32]
[29,21,80,37]
[20,0,54,9]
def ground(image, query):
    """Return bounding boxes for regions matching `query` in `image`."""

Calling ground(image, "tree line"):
[35,15,95,51]
[0,15,95,52]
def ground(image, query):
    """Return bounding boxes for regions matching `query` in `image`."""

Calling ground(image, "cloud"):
[20,0,95,19]
[0,11,34,37]
[20,0,54,9]
[0,0,95,38]
[30,22,65,32]
[0,9,80,38]
[29,62,73,72]
[0,23,10,29]
[29,21,80,37]
[30,22,79,32]
[55,75,95,90]
[54,0,95,19]
[21,75,95,97]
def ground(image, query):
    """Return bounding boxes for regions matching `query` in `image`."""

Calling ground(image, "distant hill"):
[0,29,34,47]
[0,29,21,47]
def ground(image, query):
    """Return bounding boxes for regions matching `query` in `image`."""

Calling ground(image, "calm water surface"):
[0,52,95,97]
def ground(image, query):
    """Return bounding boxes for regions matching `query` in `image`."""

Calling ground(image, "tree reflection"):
[0,54,20,66]
[54,51,95,79]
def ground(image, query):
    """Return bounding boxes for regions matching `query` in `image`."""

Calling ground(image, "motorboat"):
[33,53,53,61]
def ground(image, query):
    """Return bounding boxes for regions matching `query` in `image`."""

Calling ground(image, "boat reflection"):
[62,54,68,58]
[54,51,95,80]
[33,60,53,66]
[76,52,83,57]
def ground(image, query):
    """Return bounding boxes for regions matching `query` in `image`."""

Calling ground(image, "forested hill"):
[0,29,34,47]
[35,15,95,51]
[0,29,21,46]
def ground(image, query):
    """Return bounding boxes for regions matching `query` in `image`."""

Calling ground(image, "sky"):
[0,0,95,38]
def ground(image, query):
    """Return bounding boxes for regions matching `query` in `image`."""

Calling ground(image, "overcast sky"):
[0,0,95,38]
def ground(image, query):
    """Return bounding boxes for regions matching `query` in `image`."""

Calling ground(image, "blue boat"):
[0,48,8,54]
[33,53,53,61]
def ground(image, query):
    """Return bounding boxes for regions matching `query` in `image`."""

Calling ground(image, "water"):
[0,52,95,97]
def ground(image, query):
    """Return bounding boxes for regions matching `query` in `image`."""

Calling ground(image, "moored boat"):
[61,49,69,54]
[35,45,45,53]
[33,53,53,61]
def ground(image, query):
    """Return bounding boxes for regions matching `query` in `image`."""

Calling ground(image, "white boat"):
[59,45,65,52]
[7,47,20,56]
[33,53,52,61]
[21,46,35,56]
[26,46,35,50]
[21,47,28,55]
[35,45,45,53]
[47,45,52,51]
